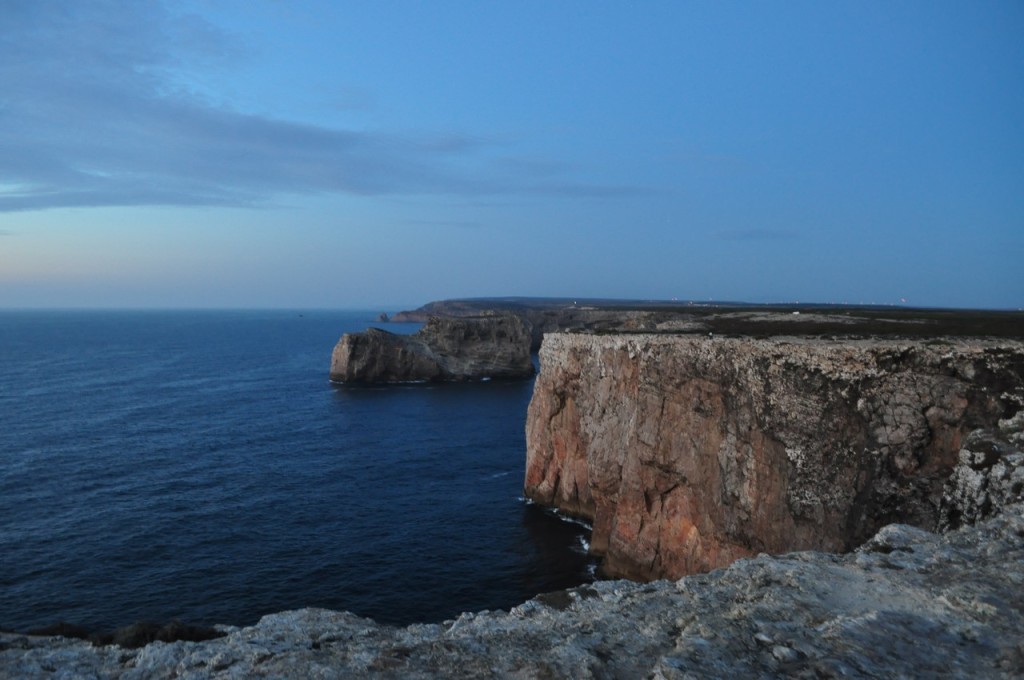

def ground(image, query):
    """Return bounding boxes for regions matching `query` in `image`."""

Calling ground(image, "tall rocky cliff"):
[524,333,1024,580]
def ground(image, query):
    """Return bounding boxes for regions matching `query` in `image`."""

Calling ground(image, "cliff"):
[3,505,1021,677]
[392,299,675,352]
[5,330,1024,677]
[329,315,534,384]
[391,298,1024,351]
[524,333,1024,580]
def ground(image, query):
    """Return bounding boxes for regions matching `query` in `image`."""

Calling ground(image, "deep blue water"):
[0,310,593,632]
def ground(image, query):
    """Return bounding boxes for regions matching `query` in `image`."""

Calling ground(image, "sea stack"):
[330,315,535,384]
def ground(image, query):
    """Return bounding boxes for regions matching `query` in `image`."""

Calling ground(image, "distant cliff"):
[330,315,534,383]
[524,332,1024,580]
[391,298,667,352]
[391,298,1024,352]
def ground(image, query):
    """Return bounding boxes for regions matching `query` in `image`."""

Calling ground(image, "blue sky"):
[1,1,1021,309]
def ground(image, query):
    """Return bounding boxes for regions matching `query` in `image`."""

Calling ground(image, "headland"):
[4,298,1023,678]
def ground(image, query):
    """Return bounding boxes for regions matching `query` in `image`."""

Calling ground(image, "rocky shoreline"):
[3,501,1021,677]
[4,300,1022,677]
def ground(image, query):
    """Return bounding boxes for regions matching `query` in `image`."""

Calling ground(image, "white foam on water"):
[550,509,593,531]
[572,534,591,555]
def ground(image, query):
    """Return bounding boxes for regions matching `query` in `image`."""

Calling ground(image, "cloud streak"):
[405,219,484,229]
[712,229,800,242]
[0,1,629,212]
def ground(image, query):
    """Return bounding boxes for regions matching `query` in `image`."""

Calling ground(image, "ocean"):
[0,309,594,633]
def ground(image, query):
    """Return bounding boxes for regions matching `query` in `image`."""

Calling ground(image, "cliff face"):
[524,333,1024,580]
[330,315,534,384]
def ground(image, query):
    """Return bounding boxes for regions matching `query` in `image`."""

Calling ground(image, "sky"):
[1,1,1021,309]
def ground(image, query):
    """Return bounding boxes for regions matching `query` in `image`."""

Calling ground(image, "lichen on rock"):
[939,416,1024,531]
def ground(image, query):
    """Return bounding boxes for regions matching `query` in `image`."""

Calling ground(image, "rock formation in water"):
[2,505,1022,678]
[329,315,534,384]
[524,332,1024,580]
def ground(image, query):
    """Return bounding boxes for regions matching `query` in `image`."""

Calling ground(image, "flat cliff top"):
[541,331,1024,352]
[537,332,1024,382]
[391,298,1024,340]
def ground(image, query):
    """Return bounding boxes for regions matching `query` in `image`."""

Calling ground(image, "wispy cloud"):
[712,229,800,241]
[405,219,483,229]
[0,1,629,213]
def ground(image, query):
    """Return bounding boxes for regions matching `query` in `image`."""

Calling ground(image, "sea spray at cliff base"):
[0,310,594,633]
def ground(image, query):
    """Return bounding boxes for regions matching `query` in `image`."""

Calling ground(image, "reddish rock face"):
[525,334,1024,580]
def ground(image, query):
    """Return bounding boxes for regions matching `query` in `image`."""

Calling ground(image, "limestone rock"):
[2,507,1022,678]
[329,315,534,384]
[524,333,1024,580]
[939,421,1024,531]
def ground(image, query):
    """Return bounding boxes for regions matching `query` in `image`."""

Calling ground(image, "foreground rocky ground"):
[2,500,1021,678]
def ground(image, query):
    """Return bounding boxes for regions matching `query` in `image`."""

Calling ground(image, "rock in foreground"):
[329,315,534,384]
[2,506,1022,678]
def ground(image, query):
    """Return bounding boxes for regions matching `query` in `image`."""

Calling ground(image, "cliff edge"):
[524,333,1024,580]
[330,315,534,384]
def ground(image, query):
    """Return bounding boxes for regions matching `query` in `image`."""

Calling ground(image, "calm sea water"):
[0,310,593,632]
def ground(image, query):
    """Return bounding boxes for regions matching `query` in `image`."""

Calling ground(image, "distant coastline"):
[389,296,1024,343]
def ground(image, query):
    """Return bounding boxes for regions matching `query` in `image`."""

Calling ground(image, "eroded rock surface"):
[524,333,1024,580]
[940,412,1024,530]
[329,315,534,383]
[3,506,1022,678]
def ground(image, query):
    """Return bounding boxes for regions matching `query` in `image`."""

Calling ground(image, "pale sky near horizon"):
[1,1,1021,310]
